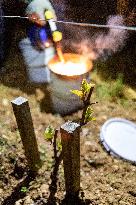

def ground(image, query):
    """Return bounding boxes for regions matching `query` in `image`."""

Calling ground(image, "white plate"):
[100,118,136,163]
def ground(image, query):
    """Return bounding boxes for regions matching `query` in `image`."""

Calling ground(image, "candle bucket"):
[46,53,93,115]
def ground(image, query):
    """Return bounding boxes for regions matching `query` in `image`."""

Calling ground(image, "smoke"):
[72,15,128,61]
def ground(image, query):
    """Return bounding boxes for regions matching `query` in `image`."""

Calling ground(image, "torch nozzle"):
[56,44,65,63]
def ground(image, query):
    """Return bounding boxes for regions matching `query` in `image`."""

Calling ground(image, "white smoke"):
[72,15,128,61]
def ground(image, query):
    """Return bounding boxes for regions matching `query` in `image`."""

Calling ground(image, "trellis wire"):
[1,15,136,31]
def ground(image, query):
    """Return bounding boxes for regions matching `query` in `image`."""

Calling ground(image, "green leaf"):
[85,107,96,123]
[81,79,95,95]
[44,126,55,142]
[57,140,62,152]
[71,90,83,98]
[81,79,90,93]
[91,117,96,121]
[87,116,96,122]
[21,186,28,193]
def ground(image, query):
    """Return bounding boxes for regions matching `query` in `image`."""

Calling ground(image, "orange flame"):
[56,45,65,63]
[48,53,93,76]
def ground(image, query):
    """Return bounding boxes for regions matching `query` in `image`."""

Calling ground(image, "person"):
[26,0,56,23]
[20,0,57,83]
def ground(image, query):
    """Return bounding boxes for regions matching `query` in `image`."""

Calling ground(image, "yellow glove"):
[45,10,54,20]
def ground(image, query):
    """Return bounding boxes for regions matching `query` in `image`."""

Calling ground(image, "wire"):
[56,20,136,31]
[1,15,136,31]
[2,15,29,19]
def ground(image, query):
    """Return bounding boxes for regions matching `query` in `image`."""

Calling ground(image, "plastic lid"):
[100,118,136,163]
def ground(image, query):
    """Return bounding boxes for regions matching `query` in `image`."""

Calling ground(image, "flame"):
[48,53,93,76]
[56,45,65,63]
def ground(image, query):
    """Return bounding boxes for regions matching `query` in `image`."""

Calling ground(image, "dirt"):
[0,26,136,205]
[0,86,136,205]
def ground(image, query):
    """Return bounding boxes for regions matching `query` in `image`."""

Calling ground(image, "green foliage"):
[44,126,62,153]
[71,79,95,100]
[44,126,55,142]
[21,186,28,193]
[71,90,83,98]
[96,83,111,100]
[96,74,124,101]
[71,79,96,125]
[81,79,93,96]
[110,74,124,98]
[85,106,96,123]
[57,140,62,152]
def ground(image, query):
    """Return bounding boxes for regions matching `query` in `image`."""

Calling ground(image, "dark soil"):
[0,86,136,205]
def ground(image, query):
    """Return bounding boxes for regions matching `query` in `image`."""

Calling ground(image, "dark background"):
[1,0,136,85]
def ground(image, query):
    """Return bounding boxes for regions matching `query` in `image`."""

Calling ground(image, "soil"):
[0,25,136,205]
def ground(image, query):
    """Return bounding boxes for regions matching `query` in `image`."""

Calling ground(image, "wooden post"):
[11,97,41,173]
[60,121,80,197]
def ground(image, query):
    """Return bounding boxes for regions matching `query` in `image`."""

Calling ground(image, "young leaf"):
[57,140,62,152]
[71,90,83,98]
[81,79,95,95]
[85,106,96,123]
[81,79,90,94]
[44,126,55,142]
[21,186,28,193]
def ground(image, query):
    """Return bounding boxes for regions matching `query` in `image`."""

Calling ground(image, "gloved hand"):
[28,12,46,26]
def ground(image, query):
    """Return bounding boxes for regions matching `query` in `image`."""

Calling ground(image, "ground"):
[0,27,136,205]
[0,84,136,205]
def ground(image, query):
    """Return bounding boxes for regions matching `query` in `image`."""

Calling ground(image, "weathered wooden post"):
[11,96,41,173]
[60,121,80,198]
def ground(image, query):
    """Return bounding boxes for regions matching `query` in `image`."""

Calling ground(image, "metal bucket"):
[47,53,92,115]
[48,72,90,115]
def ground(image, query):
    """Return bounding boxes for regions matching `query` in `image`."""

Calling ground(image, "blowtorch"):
[27,10,65,62]
[44,10,65,63]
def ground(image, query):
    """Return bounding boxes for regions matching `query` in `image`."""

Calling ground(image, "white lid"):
[100,118,136,163]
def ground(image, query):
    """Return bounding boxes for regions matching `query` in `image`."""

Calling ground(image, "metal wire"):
[56,20,136,31]
[2,15,29,19]
[1,15,136,31]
